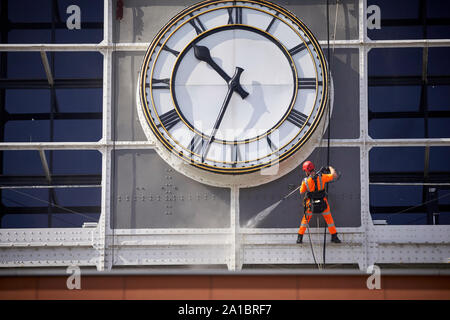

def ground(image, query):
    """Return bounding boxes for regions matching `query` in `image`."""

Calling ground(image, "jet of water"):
[245,200,284,228]
[245,185,301,228]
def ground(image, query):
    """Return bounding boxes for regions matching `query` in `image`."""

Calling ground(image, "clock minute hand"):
[193,45,249,99]
[201,67,244,162]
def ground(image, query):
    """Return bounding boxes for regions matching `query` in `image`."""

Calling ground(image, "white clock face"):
[139,0,328,174]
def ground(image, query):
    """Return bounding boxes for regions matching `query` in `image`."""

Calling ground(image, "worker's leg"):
[298,213,313,235]
[322,209,337,235]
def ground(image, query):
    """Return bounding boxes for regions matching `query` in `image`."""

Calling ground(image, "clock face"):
[139,0,328,174]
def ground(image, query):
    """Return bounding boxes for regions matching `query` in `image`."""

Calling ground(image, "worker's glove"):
[321,167,331,174]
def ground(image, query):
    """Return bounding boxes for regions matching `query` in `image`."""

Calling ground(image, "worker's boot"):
[331,233,341,243]
[296,234,303,244]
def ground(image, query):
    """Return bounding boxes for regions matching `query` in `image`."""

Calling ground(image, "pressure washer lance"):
[244,167,341,228]
[245,185,301,228]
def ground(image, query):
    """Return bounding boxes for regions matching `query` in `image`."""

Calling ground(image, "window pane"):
[5,52,46,79]
[51,150,102,175]
[5,89,51,113]
[53,120,102,142]
[370,147,424,173]
[367,48,450,139]
[368,0,450,40]
[1,187,100,228]
[369,118,424,139]
[1,52,103,142]
[428,47,450,76]
[429,147,450,172]
[428,85,450,111]
[369,146,450,225]
[4,120,51,142]
[369,86,421,112]
[8,30,52,44]
[8,0,52,23]
[0,149,102,228]
[3,0,103,44]
[55,88,102,112]
[2,150,102,177]
[371,213,427,225]
[54,52,103,79]
[2,150,47,175]
[429,118,450,138]
[370,185,422,207]
[369,48,422,77]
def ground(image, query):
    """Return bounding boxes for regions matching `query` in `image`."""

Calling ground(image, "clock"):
[138,0,331,187]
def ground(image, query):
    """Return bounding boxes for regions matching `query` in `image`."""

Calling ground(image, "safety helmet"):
[302,161,315,173]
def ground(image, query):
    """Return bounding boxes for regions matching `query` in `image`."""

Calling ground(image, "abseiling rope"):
[304,0,339,270]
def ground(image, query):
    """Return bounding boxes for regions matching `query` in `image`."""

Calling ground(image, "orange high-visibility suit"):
[298,173,337,235]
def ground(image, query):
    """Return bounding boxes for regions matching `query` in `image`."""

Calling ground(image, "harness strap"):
[304,178,311,192]
[317,175,323,191]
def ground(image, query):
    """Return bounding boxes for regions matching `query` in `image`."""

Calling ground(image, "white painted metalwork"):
[2,39,450,52]
[0,0,449,274]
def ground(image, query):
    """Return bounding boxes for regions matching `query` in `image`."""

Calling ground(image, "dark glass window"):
[368,0,450,40]
[368,48,450,139]
[369,146,450,225]
[2,0,103,44]
[1,187,101,228]
[1,52,103,142]
[0,150,101,228]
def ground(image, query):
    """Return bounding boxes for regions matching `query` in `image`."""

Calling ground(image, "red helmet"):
[302,161,315,173]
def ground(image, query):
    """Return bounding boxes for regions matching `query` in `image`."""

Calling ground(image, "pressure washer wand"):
[282,185,301,201]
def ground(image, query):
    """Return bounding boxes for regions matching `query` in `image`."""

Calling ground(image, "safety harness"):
[303,172,328,214]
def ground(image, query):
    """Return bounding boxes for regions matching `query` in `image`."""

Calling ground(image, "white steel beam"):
[95,0,114,272]
[0,185,101,189]
[0,142,103,150]
[324,138,450,148]
[228,186,242,271]
[2,39,449,53]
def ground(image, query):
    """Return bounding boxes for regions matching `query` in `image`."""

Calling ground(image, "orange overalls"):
[298,173,337,235]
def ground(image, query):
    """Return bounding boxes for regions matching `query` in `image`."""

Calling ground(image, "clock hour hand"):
[193,45,249,99]
[201,67,244,162]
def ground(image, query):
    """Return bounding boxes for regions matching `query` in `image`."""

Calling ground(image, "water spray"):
[245,185,301,228]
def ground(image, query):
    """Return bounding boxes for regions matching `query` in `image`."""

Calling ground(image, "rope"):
[304,213,321,269]
[322,0,340,269]
[299,0,339,270]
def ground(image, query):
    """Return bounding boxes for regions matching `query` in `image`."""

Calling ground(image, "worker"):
[297,160,341,244]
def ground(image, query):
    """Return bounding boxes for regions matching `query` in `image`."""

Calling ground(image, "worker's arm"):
[300,180,306,194]
[328,166,339,181]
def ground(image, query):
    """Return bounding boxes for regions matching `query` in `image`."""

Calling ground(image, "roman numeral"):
[287,109,309,128]
[231,142,241,166]
[266,135,277,152]
[150,78,170,90]
[189,15,206,35]
[265,13,279,32]
[227,7,242,24]
[162,45,179,57]
[189,134,204,155]
[298,78,322,89]
[157,109,180,131]
[288,42,309,56]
